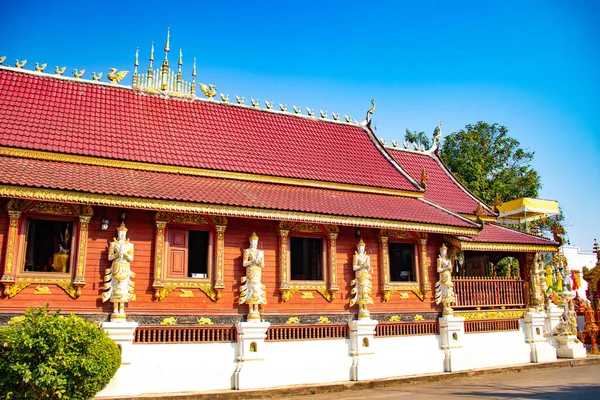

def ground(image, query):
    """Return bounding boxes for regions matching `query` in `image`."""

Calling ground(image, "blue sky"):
[1,1,598,251]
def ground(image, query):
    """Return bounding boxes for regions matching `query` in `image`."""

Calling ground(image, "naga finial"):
[55,66,66,76]
[293,105,301,114]
[236,95,245,105]
[366,98,376,121]
[73,69,85,79]
[220,93,229,103]
[92,72,103,81]
[251,98,259,107]
[15,59,27,68]
[420,168,429,189]
[35,62,47,72]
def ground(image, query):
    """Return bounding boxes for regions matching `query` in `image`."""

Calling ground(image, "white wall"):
[97,342,237,397]
[562,245,596,300]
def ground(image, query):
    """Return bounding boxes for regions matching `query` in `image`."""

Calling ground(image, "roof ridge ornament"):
[132,47,139,85]
[236,95,245,105]
[35,62,47,72]
[425,121,442,154]
[92,72,103,81]
[15,59,27,69]
[73,69,85,79]
[0,56,5,65]
[366,98,375,122]
[107,68,129,84]
[55,66,66,76]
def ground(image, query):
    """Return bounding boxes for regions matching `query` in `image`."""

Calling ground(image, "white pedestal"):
[556,335,587,359]
[524,311,557,363]
[439,315,466,372]
[233,321,270,390]
[546,304,564,339]
[101,321,138,365]
[349,319,378,381]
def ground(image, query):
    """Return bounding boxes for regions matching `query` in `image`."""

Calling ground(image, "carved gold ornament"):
[34,286,51,295]
[179,289,194,297]
[107,68,129,84]
[301,291,315,299]
[286,317,300,324]
[197,317,214,325]
[160,317,178,325]
[454,310,526,320]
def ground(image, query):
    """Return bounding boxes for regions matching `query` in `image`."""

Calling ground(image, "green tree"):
[0,306,121,400]
[438,121,541,205]
[404,129,431,150]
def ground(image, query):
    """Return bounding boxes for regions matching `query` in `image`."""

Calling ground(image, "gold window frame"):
[1,199,93,299]
[277,221,339,302]
[378,229,428,301]
[152,212,227,301]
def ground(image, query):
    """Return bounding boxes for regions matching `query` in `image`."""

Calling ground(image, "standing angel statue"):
[435,243,456,314]
[350,239,373,319]
[102,222,136,320]
[239,231,267,321]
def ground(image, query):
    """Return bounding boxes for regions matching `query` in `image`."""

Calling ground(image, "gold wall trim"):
[0,185,480,235]
[444,235,558,252]
[0,146,422,198]
[454,309,526,321]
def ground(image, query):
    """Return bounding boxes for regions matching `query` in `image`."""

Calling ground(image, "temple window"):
[389,242,416,282]
[290,237,324,281]
[24,218,73,274]
[166,228,212,279]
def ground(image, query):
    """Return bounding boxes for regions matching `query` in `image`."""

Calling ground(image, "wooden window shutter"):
[168,229,188,277]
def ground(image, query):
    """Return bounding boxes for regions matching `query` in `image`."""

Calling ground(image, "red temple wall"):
[1,206,442,316]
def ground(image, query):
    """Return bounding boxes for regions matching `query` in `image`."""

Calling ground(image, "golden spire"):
[177,47,183,89]
[148,42,155,86]
[133,47,139,86]
[191,57,196,96]
[161,27,170,90]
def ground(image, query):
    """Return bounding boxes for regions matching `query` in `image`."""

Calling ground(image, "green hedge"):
[0,307,121,400]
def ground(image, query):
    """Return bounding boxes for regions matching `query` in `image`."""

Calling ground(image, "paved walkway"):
[275,362,600,399]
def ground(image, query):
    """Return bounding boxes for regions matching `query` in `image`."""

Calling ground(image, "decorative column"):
[213,224,226,297]
[73,215,91,297]
[418,233,430,291]
[378,234,391,300]
[152,220,167,298]
[1,211,21,295]
[349,318,379,381]
[233,320,271,390]
[439,315,466,371]
[327,231,339,300]
[278,228,290,299]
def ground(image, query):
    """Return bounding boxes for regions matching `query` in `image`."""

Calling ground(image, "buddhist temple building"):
[0,33,591,396]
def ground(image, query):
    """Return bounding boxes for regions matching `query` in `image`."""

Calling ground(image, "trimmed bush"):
[0,307,121,400]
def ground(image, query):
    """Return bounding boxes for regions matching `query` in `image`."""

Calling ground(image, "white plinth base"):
[233,321,270,390]
[101,321,138,364]
[556,335,587,359]
[349,319,378,381]
[524,311,557,363]
[439,315,465,372]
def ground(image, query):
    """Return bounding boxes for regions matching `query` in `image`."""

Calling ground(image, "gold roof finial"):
[420,168,429,189]
[147,42,155,86]
[191,57,197,96]
[178,46,183,66]
[164,27,171,54]
[366,98,376,121]
[176,47,183,89]
[161,28,171,90]
[133,47,139,86]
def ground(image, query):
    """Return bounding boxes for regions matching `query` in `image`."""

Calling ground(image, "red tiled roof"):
[388,148,493,215]
[0,68,419,192]
[460,223,557,245]
[0,156,475,228]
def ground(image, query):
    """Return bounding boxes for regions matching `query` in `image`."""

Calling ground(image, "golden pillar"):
[152,220,167,298]
[1,211,22,294]
[419,233,431,291]
[327,232,339,300]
